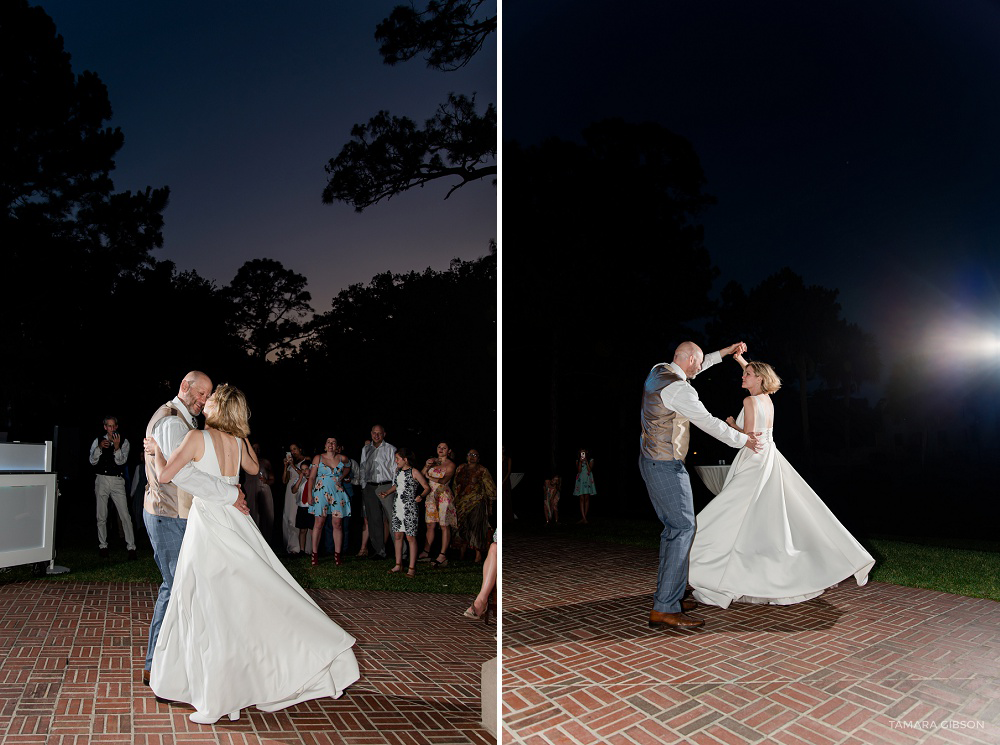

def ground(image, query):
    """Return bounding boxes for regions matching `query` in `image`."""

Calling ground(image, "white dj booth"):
[0,441,58,569]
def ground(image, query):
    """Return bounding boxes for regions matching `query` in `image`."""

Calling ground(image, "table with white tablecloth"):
[694,464,730,496]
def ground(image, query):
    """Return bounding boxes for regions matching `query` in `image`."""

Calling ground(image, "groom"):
[639,341,760,629]
[141,371,249,686]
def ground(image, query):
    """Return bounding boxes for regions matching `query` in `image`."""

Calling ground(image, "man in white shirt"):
[140,371,249,687]
[89,416,136,560]
[639,341,760,629]
[360,425,397,560]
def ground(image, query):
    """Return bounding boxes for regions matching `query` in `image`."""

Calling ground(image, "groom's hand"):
[233,486,250,515]
[744,431,763,453]
[721,342,746,357]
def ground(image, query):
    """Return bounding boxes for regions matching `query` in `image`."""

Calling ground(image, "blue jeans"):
[143,511,187,671]
[639,456,695,614]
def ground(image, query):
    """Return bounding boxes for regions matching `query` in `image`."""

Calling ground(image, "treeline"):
[0,1,496,478]
[503,120,889,520]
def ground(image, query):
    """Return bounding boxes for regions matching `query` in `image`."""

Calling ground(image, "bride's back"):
[205,428,241,478]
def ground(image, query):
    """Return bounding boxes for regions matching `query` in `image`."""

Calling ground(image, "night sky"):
[39,0,497,312]
[505,0,1000,396]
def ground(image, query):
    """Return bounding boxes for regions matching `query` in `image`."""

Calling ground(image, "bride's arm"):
[156,430,203,484]
[733,352,748,370]
[240,438,260,476]
[740,397,755,434]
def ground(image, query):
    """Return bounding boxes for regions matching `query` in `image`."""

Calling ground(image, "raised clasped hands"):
[722,341,747,357]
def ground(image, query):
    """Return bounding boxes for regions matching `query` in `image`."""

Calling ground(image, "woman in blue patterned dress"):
[377,447,429,578]
[305,437,351,566]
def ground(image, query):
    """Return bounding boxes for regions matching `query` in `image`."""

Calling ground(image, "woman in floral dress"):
[455,449,496,561]
[419,442,457,567]
[305,437,351,566]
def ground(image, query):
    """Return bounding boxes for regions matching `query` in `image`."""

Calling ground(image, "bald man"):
[639,342,760,629]
[141,371,249,687]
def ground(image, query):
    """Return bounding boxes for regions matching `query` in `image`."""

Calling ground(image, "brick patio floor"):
[501,532,1000,745]
[0,580,497,745]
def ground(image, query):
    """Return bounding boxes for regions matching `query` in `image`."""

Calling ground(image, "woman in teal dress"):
[573,448,596,524]
[305,437,351,566]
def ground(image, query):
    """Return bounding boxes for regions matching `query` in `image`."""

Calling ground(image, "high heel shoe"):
[463,599,490,624]
[334,551,342,566]
[189,709,240,724]
[311,552,318,566]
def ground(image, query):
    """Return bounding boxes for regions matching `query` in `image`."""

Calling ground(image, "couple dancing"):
[639,342,874,628]
[141,372,359,724]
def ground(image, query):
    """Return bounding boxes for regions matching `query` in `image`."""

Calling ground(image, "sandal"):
[406,566,416,578]
[417,552,432,562]
[431,554,449,568]
[388,564,402,574]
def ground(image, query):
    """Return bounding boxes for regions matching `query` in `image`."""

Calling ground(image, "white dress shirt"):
[659,353,748,450]
[152,396,237,505]
[89,436,130,468]
[360,441,397,487]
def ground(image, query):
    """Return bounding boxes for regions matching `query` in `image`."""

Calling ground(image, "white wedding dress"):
[689,395,874,609]
[150,431,360,720]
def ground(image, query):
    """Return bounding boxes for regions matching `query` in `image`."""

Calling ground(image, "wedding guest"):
[419,442,457,567]
[543,474,561,526]
[281,443,308,555]
[305,437,351,566]
[378,447,429,578]
[360,427,396,559]
[463,531,497,624]
[294,460,314,552]
[89,416,136,559]
[356,439,373,557]
[454,448,496,561]
[573,448,596,524]
[323,442,358,555]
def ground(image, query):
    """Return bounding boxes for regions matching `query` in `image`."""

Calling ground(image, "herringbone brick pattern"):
[0,580,497,744]
[501,533,1000,744]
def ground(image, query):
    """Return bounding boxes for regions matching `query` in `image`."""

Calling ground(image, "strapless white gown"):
[689,396,874,608]
[150,431,359,719]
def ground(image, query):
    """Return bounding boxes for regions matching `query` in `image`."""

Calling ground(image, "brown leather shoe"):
[142,670,150,686]
[682,597,698,612]
[649,610,705,628]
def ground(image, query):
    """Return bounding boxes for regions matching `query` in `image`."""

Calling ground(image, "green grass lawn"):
[0,543,483,596]
[516,519,1000,602]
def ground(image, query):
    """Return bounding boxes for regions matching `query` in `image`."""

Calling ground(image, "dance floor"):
[0,580,497,744]
[502,532,1000,745]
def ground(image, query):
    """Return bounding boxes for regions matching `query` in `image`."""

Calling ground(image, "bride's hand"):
[143,437,159,456]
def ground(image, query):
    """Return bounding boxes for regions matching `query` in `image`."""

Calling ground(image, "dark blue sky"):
[505,0,1000,392]
[41,0,497,312]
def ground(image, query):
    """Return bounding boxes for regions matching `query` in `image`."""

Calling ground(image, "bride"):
[688,353,875,609]
[147,384,359,724]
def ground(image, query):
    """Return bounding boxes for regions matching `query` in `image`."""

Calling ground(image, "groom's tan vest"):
[640,364,690,462]
[143,403,196,518]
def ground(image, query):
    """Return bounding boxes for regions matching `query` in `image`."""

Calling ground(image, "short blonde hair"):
[747,360,782,394]
[205,383,251,439]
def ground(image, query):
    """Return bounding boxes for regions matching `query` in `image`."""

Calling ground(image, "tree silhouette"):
[322,0,496,211]
[505,120,719,489]
[223,259,313,360]
[707,268,879,456]
[0,0,169,432]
